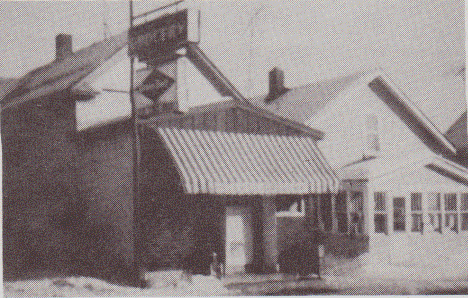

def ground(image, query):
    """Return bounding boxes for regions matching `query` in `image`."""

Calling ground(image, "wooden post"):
[129,0,145,287]
[331,194,338,233]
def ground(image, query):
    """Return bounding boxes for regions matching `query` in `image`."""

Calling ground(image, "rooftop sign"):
[129,9,199,62]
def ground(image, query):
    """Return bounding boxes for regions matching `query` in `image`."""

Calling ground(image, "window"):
[276,197,305,217]
[444,193,458,233]
[365,114,380,154]
[411,193,423,233]
[374,192,387,233]
[393,197,406,231]
[336,192,348,233]
[462,193,468,231]
[427,192,442,233]
[350,192,364,234]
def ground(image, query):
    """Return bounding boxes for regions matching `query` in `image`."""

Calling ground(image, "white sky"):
[0,0,465,130]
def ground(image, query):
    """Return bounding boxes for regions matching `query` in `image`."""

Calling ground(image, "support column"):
[331,194,338,233]
[262,196,278,273]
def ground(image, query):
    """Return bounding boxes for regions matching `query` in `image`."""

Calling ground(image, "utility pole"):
[129,0,144,287]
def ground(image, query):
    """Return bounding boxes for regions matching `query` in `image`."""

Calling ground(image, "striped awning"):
[156,127,339,195]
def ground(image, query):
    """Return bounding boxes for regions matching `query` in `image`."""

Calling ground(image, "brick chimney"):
[56,34,73,61]
[266,67,288,103]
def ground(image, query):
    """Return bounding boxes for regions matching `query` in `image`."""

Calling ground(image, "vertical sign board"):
[129,9,200,62]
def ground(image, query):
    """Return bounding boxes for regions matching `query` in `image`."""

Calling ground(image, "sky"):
[0,0,465,130]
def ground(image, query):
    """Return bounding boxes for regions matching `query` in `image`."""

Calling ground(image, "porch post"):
[262,196,278,273]
[331,194,338,233]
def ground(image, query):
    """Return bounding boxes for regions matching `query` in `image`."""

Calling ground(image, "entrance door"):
[225,206,254,274]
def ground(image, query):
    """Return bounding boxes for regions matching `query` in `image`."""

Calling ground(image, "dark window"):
[462,193,468,231]
[350,192,364,234]
[444,193,458,233]
[374,192,387,233]
[428,193,442,233]
[393,197,406,231]
[411,193,423,233]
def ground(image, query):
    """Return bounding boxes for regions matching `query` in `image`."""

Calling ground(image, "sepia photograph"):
[1,0,466,296]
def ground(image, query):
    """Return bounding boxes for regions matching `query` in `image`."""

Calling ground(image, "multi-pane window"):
[393,197,406,231]
[374,192,387,233]
[350,192,364,234]
[427,192,442,233]
[411,193,423,233]
[335,192,348,233]
[461,193,468,231]
[444,193,458,233]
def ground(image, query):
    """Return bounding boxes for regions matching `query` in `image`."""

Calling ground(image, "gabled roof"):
[1,32,247,113]
[249,68,457,156]
[2,33,128,111]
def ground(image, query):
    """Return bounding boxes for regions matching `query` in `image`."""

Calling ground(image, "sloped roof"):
[0,32,247,112]
[249,70,373,124]
[445,111,468,150]
[154,126,339,194]
[339,153,468,185]
[1,32,128,110]
[249,69,457,156]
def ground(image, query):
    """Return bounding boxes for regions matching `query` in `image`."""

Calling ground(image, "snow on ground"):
[4,271,238,297]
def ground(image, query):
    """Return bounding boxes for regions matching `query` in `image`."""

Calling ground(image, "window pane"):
[374,192,386,211]
[374,214,387,233]
[393,197,406,231]
[428,193,441,211]
[462,213,468,231]
[444,214,458,233]
[461,194,468,211]
[444,194,457,211]
[429,213,442,233]
[411,193,422,211]
[411,214,423,232]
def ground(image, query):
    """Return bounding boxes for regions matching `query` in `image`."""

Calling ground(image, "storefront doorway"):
[225,206,254,274]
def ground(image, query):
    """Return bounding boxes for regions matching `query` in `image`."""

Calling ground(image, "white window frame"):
[275,197,306,217]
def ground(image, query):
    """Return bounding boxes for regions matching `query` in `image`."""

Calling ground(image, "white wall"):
[307,83,432,168]
[76,50,229,130]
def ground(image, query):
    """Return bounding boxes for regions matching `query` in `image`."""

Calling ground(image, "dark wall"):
[3,96,138,284]
[139,129,225,273]
[75,122,136,282]
[2,94,84,279]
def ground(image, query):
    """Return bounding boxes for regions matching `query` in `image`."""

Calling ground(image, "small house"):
[251,68,468,268]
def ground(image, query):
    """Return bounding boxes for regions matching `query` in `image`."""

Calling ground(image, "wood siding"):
[152,106,309,137]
